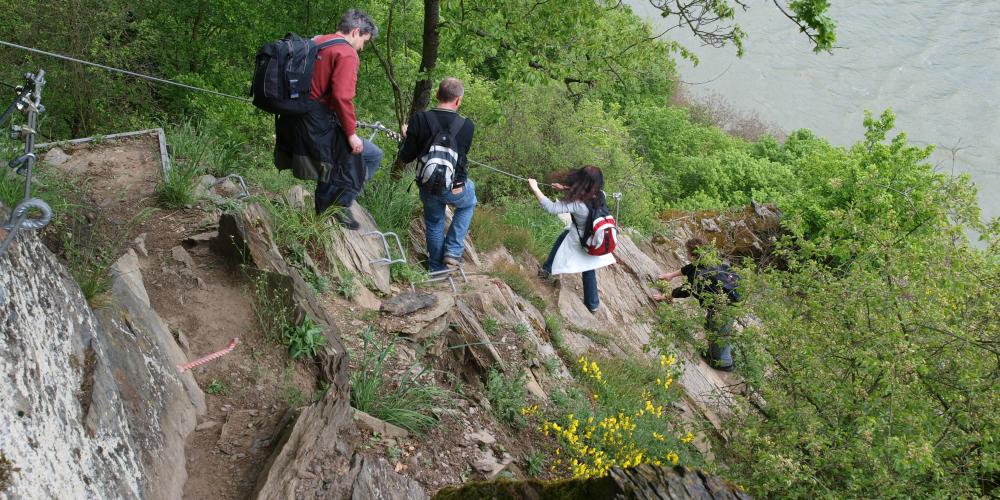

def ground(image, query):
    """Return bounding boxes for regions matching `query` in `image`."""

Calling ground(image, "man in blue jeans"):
[397,77,477,271]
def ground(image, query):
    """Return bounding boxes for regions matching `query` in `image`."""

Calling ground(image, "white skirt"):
[550,226,616,275]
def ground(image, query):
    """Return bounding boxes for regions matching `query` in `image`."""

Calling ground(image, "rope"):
[468,158,550,186]
[0,40,588,195]
[0,40,252,103]
[177,338,239,372]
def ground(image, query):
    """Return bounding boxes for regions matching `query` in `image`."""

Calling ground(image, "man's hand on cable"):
[400,123,408,138]
[348,134,364,154]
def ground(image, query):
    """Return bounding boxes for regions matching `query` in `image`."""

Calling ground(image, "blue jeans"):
[705,309,735,368]
[420,180,477,271]
[543,230,600,311]
[315,138,383,213]
[361,138,382,182]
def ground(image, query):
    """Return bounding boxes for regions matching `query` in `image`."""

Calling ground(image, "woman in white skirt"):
[527,166,616,313]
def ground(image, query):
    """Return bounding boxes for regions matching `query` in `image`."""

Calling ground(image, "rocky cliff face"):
[1,214,203,499]
[1,181,777,497]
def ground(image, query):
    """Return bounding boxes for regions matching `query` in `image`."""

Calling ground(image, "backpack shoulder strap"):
[316,37,350,51]
[423,110,442,134]
[446,115,466,136]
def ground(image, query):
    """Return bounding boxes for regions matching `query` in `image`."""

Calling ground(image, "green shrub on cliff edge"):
[653,112,1000,498]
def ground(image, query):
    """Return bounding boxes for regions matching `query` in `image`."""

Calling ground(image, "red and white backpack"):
[578,198,618,256]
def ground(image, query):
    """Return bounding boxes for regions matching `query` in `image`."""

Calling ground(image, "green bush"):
[485,368,528,429]
[655,113,999,497]
[471,84,661,234]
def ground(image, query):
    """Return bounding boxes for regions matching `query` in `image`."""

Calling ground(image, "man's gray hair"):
[338,9,379,38]
[436,77,465,103]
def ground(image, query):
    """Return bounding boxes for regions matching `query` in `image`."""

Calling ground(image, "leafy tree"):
[656,113,998,497]
[643,0,837,55]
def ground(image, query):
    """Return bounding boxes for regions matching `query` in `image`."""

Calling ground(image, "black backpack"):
[251,34,348,115]
[415,112,466,195]
[694,263,742,304]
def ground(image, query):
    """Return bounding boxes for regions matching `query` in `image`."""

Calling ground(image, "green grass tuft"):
[357,170,420,244]
[351,330,450,433]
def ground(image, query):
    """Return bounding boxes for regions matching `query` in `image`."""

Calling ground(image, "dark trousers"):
[543,230,599,311]
[314,138,383,214]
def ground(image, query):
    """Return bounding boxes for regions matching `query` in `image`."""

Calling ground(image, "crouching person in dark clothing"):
[654,236,741,372]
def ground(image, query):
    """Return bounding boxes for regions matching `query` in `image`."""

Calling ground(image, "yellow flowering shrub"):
[536,354,697,479]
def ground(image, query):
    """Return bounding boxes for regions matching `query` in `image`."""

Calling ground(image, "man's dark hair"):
[685,236,709,258]
[436,77,464,103]
[563,165,604,206]
[338,9,379,38]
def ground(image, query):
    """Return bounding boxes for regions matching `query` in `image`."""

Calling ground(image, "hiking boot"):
[537,269,559,286]
[700,350,734,372]
[444,255,462,267]
[335,209,360,230]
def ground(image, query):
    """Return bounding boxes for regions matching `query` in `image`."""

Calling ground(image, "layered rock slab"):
[0,216,203,499]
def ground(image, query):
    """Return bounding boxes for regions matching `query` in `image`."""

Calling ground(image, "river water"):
[628,0,999,229]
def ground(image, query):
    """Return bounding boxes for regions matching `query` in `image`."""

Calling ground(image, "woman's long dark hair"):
[561,165,604,207]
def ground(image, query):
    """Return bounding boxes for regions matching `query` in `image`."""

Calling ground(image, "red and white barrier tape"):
[177,338,239,372]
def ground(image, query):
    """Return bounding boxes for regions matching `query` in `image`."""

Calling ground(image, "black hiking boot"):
[335,208,360,230]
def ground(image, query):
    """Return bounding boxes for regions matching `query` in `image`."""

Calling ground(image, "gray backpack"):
[415,112,465,195]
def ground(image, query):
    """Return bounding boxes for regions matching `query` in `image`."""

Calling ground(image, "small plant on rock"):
[283,317,326,359]
[525,450,546,477]
[336,270,358,299]
[390,262,427,285]
[248,271,292,342]
[206,379,226,395]
[513,322,530,339]
[482,317,500,335]
[533,354,694,479]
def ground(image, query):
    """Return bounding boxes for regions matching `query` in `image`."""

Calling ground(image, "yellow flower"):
[659,354,677,368]
[682,432,694,444]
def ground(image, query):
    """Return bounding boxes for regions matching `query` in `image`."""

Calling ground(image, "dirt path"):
[43,134,319,500]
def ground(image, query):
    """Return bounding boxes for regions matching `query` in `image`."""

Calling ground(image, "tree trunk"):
[409,0,441,118]
[392,0,440,177]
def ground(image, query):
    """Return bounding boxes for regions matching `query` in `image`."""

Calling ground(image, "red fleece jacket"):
[310,34,358,137]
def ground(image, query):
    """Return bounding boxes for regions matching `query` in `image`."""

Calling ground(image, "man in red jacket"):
[309,9,380,228]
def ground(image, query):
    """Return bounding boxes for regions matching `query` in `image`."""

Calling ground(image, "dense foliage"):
[3,1,997,497]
